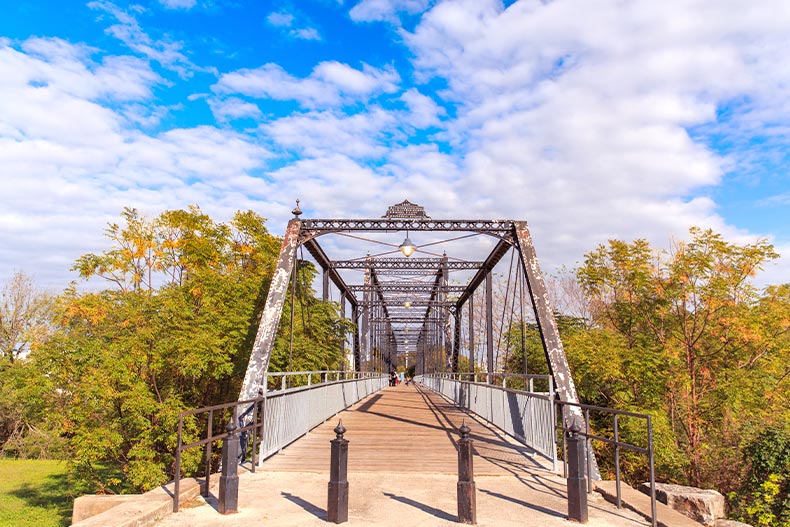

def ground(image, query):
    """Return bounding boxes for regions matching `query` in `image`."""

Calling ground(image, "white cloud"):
[214,61,399,107]
[267,11,294,27]
[350,0,432,23]
[207,96,262,122]
[4,0,790,292]
[265,155,387,217]
[159,0,197,9]
[0,39,274,288]
[291,28,322,41]
[400,88,444,128]
[88,1,200,77]
[266,9,323,41]
[396,0,790,275]
[263,107,396,159]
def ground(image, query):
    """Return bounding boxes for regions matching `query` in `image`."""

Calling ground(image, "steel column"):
[468,293,475,374]
[451,310,462,372]
[239,218,301,401]
[512,221,600,478]
[485,272,493,382]
[352,304,361,372]
[362,270,370,371]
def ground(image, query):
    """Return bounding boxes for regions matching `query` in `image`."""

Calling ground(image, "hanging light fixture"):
[403,300,412,308]
[399,231,416,257]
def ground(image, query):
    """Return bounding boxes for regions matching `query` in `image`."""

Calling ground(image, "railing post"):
[566,418,588,523]
[173,415,183,512]
[328,420,349,524]
[204,409,213,497]
[218,410,240,514]
[457,422,477,524]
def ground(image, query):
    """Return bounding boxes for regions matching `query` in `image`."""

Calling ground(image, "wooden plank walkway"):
[261,383,552,476]
[155,384,655,527]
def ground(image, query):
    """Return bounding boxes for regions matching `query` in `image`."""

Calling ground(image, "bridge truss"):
[238,200,585,420]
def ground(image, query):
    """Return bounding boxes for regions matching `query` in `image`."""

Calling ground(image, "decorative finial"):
[292,199,302,217]
[334,420,346,438]
[459,420,471,438]
[569,416,582,435]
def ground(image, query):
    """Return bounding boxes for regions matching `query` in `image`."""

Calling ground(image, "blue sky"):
[1,0,789,289]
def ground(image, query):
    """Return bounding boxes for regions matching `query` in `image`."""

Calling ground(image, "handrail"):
[172,370,387,512]
[417,373,657,527]
[433,371,554,392]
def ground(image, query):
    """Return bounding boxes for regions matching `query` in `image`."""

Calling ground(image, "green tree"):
[40,207,281,492]
[269,260,352,376]
[576,227,783,490]
[0,272,58,458]
[731,427,790,526]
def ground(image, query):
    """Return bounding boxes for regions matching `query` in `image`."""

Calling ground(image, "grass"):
[0,459,72,527]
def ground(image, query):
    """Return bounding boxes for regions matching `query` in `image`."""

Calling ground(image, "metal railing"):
[417,373,657,527]
[555,398,657,527]
[173,370,388,512]
[418,373,557,465]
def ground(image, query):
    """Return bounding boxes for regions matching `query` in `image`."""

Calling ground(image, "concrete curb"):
[71,477,209,527]
[595,480,703,527]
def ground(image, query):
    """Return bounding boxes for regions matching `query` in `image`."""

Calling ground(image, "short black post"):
[457,421,477,524]
[218,411,240,514]
[328,420,349,524]
[567,418,588,523]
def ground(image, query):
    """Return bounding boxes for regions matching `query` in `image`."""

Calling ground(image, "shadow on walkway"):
[383,492,456,522]
[281,491,326,520]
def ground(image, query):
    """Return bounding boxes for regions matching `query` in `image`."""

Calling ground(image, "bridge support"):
[457,422,477,524]
[328,421,349,523]
[238,218,301,401]
[218,414,240,514]
[566,419,588,523]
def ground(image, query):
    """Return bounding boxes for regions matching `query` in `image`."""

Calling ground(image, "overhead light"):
[403,301,412,308]
[399,232,416,257]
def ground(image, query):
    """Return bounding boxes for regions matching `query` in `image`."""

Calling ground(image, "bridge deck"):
[155,384,652,526]
[261,383,550,475]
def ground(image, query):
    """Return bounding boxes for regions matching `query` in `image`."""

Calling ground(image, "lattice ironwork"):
[383,200,430,219]
[358,300,455,307]
[331,258,482,270]
[348,284,466,293]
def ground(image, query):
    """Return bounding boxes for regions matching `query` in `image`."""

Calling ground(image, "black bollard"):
[328,420,349,524]
[218,411,240,514]
[566,417,588,523]
[457,421,477,524]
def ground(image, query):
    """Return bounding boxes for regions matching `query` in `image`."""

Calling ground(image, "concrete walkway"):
[155,385,654,526]
[157,470,650,527]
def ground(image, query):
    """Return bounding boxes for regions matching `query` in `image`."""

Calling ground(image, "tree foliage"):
[37,207,284,492]
[0,272,57,458]
[574,227,787,494]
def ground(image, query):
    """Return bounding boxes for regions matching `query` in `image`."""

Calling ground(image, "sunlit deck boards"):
[260,384,551,476]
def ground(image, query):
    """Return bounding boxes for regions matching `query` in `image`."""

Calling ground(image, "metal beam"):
[455,237,513,310]
[331,258,483,270]
[486,272,493,381]
[300,219,513,241]
[451,310,461,372]
[239,218,301,401]
[303,238,358,307]
[468,292,475,374]
[512,221,601,478]
[349,284,466,293]
[356,299,455,307]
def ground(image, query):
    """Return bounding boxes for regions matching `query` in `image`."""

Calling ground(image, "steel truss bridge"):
[165,201,663,527]
[238,200,581,406]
